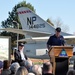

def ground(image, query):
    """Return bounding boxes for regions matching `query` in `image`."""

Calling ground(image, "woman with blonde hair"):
[16,66,28,75]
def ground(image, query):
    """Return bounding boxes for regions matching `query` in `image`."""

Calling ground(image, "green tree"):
[1,1,35,28]
[1,1,35,48]
[46,18,54,26]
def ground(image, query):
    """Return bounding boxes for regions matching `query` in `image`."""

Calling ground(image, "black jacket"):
[14,50,28,66]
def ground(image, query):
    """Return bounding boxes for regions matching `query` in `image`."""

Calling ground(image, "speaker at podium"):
[48,46,73,75]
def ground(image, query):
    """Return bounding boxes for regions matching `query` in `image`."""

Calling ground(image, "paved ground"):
[30,58,49,63]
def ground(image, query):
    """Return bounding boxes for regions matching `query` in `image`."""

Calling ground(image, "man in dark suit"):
[14,43,28,66]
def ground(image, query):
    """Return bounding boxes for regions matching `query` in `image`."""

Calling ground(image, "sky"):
[0,0,75,34]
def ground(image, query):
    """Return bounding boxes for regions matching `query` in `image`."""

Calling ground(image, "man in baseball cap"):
[14,42,28,66]
[55,27,61,32]
[18,43,24,46]
[47,27,65,50]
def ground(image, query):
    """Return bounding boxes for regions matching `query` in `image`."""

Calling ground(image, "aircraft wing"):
[0,28,51,37]
[0,28,25,34]
[64,36,75,44]
[17,37,49,43]
[64,36,75,39]
[0,28,72,37]
[17,36,75,45]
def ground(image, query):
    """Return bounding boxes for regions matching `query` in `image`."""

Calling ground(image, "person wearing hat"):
[47,27,65,50]
[14,42,28,66]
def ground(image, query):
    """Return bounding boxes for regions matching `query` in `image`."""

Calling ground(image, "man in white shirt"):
[14,43,28,66]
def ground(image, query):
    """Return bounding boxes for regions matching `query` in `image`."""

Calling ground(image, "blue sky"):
[0,0,75,34]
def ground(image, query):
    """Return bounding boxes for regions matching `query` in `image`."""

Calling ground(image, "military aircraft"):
[1,7,75,59]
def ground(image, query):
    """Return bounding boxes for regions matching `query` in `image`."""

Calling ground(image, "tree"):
[1,1,35,28]
[1,1,35,48]
[54,18,63,28]
[46,18,54,26]
[61,25,69,33]
[54,18,69,33]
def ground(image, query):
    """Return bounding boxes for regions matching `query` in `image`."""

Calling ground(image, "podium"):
[48,46,73,75]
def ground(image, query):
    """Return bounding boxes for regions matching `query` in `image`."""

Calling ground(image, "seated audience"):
[67,70,75,75]
[25,59,33,71]
[1,60,11,75]
[16,66,28,75]
[27,73,35,75]
[31,65,42,75]
[69,52,75,63]
[0,61,3,74]
[10,62,20,75]
[42,61,53,75]
[69,52,75,69]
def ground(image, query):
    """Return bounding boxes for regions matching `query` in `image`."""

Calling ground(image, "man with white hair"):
[10,62,20,75]
[31,65,42,75]
[25,59,33,71]
[27,73,35,75]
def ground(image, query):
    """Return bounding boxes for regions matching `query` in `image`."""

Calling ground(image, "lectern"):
[48,46,73,75]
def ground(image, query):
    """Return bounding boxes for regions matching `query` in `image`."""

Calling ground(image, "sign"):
[0,36,11,61]
[59,48,67,57]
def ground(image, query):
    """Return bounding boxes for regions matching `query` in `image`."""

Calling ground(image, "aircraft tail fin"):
[17,7,71,36]
[17,7,55,35]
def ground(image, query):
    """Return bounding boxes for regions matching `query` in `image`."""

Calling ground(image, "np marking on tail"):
[27,16,36,26]
[27,16,45,29]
